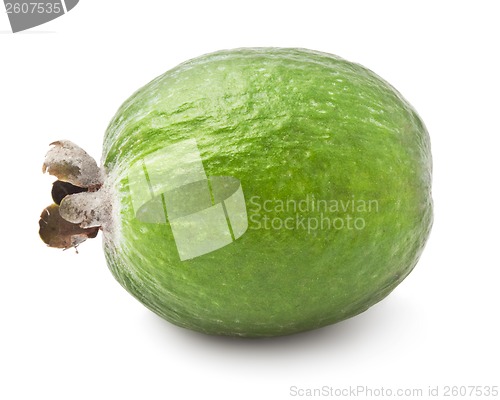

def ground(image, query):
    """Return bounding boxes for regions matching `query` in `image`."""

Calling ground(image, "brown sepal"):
[39,204,99,251]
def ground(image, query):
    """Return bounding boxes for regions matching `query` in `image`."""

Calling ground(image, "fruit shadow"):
[144,293,415,357]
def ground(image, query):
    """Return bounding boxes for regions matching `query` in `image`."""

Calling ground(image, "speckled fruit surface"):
[101,48,433,337]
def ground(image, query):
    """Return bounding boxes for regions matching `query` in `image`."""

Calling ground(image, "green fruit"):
[41,48,433,337]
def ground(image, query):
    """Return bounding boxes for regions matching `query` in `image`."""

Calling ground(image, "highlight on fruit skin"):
[39,48,433,337]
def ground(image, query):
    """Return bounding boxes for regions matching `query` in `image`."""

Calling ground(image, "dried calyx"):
[39,141,109,250]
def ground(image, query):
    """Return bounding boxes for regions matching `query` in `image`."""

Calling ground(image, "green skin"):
[101,48,432,337]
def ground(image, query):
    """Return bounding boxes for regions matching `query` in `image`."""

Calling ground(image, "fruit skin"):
[101,48,432,337]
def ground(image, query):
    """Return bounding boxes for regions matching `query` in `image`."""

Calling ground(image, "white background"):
[1,1,499,399]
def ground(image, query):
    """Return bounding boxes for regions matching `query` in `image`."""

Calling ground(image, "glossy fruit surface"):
[101,48,433,337]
